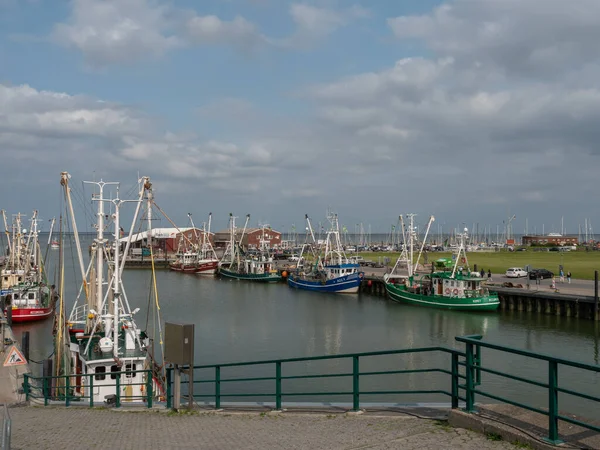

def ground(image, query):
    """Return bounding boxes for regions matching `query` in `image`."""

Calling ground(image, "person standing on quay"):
[559,269,564,283]
[487,269,492,282]
[567,271,571,284]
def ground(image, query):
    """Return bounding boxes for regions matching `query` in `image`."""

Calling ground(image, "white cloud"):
[275,3,369,49]
[52,0,182,66]
[51,0,364,66]
[186,14,264,49]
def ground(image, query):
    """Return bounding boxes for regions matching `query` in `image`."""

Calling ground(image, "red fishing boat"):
[1,211,56,323]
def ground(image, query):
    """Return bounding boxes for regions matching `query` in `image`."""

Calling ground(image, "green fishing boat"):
[218,213,282,283]
[384,214,499,311]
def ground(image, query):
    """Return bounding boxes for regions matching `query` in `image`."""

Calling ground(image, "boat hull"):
[9,306,54,322]
[169,263,197,274]
[385,282,499,311]
[219,267,282,282]
[195,260,219,275]
[288,272,362,293]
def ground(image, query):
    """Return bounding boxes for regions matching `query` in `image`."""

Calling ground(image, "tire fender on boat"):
[445,288,450,295]
[453,289,459,295]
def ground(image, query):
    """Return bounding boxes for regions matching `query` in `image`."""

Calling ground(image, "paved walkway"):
[9,407,518,449]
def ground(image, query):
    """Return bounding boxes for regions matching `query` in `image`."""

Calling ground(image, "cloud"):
[280,3,369,48]
[50,0,365,66]
[387,0,600,78]
[185,14,265,49]
[0,83,292,206]
[52,0,182,67]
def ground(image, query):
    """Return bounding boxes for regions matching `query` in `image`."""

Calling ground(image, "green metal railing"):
[23,369,154,408]
[456,335,600,445]
[171,347,464,411]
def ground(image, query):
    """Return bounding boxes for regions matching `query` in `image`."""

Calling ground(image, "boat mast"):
[61,173,87,285]
[407,214,416,277]
[47,217,56,246]
[451,227,469,278]
[1,210,11,259]
[112,187,121,357]
[188,213,199,251]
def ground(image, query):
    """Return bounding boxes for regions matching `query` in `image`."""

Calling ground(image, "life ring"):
[359,273,364,279]
[453,289,459,295]
[445,288,450,295]
[461,257,466,263]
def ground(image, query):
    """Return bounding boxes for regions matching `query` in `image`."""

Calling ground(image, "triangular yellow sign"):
[3,346,27,367]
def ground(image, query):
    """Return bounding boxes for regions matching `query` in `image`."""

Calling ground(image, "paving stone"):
[9,406,517,449]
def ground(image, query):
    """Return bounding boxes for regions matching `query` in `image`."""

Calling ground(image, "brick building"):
[214,227,282,249]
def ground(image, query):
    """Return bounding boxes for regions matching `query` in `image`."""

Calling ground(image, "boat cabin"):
[430,273,487,299]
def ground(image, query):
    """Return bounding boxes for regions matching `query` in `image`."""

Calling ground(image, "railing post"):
[89,373,94,408]
[115,373,121,408]
[352,356,360,412]
[65,376,70,407]
[546,361,562,444]
[451,353,459,409]
[147,371,153,408]
[23,374,30,401]
[166,367,172,409]
[43,377,49,406]
[465,342,475,412]
[275,362,282,411]
[474,344,481,386]
[215,366,221,410]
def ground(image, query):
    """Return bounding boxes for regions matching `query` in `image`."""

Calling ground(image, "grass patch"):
[358,250,600,280]
[486,432,503,441]
[434,420,453,432]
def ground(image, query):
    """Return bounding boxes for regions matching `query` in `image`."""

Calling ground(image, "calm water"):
[12,241,600,417]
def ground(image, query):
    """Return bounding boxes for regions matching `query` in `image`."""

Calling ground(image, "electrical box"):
[164,323,194,366]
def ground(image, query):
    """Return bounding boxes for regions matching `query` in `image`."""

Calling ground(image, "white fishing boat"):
[55,172,164,404]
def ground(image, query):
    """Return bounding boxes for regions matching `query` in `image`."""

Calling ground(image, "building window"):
[95,366,106,381]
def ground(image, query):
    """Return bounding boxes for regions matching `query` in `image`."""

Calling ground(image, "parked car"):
[528,269,554,280]
[505,267,528,278]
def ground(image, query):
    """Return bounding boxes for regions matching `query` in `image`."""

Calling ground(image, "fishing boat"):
[169,213,219,274]
[384,214,499,311]
[54,172,164,404]
[1,210,56,322]
[218,214,282,282]
[287,213,363,293]
[169,250,199,273]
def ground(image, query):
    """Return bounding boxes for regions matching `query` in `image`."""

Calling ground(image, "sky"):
[0,0,599,235]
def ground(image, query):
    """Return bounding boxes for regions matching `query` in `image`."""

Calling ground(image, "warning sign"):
[3,346,27,367]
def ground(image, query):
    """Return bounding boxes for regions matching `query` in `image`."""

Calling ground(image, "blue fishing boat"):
[288,213,363,294]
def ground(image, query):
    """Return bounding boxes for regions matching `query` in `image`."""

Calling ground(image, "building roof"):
[119,227,191,243]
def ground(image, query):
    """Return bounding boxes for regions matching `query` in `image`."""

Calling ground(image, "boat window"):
[13,293,19,299]
[95,366,106,381]
[28,292,35,300]
[125,363,137,378]
[110,365,120,380]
